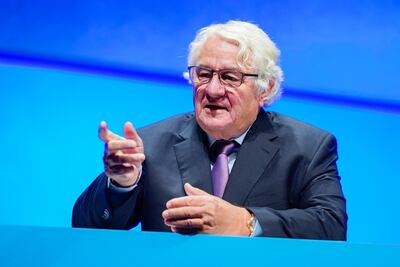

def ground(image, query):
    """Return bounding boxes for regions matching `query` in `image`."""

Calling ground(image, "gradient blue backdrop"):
[0,0,399,244]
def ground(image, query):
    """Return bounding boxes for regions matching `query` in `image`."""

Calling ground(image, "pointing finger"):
[124,121,143,146]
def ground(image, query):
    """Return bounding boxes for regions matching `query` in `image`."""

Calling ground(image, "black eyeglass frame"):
[188,66,258,87]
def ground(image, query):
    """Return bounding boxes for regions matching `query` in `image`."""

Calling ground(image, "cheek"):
[231,92,259,115]
[193,87,204,104]
[228,93,244,112]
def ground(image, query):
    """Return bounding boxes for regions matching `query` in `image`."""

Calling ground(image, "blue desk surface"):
[0,225,399,267]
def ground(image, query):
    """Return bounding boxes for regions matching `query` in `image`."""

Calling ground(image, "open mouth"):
[205,104,227,111]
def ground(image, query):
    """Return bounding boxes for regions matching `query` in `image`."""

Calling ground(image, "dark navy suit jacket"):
[72,110,347,240]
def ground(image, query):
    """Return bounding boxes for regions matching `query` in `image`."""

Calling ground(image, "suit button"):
[102,209,110,220]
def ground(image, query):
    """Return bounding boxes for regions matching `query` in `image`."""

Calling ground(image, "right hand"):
[98,121,145,187]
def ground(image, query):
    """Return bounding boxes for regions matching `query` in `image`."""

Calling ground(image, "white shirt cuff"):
[106,166,142,193]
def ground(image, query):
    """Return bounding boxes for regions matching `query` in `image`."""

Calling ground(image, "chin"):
[198,117,233,138]
[204,121,230,131]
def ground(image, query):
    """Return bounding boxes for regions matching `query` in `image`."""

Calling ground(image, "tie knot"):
[210,140,239,162]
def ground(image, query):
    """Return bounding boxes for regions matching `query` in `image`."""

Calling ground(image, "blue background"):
[0,0,399,244]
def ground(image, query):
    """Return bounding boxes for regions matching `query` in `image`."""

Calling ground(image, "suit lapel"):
[173,116,213,194]
[223,110,280,206]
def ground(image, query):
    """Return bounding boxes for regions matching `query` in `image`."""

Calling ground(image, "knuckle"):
[197,218,204,226]
[115,150,123,156]
[166,200,175,208]
[187,197,196,206]
[183,209,191,219]
[139,153,146,162]
[130,154,140,162]
[130,140,137,147]
[107,140,116,148]
[211,197,219,208]
[162,210,168,218]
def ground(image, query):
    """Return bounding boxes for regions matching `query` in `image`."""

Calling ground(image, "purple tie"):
[211,140,238,198]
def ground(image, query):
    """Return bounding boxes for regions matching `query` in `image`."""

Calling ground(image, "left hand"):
[162,183,252,236]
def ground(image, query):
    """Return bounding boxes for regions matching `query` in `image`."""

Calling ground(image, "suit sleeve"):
[247,134,347,240]
[72,172,144,230]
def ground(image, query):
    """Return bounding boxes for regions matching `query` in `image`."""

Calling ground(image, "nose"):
[205,73,226,99]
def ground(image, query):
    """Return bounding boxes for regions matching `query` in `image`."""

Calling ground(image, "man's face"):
[193,36,266,140]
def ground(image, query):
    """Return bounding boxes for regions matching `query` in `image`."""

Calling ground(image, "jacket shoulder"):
[268,111,333,140]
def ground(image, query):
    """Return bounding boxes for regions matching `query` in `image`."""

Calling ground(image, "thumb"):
[98,121,110,142]
[98,121,122,142]
[124,122,143,145]
[184,183,208,196]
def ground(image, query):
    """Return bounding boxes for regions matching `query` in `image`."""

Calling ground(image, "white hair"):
[184,20,284,106]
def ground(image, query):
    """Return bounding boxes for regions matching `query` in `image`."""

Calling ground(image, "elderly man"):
[72,21,347,240]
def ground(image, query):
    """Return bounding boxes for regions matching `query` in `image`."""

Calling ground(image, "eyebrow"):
[197,64,241,72]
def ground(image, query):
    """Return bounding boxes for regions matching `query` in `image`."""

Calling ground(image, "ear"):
[258,79,275,107]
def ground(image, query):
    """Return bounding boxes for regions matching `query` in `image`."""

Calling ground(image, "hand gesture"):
[98,121,145,187]
[162,183,252,236]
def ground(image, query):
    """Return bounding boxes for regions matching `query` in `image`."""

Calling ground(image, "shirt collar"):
[207,127,251,147]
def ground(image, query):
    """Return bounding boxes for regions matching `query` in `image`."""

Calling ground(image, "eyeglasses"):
[188,66,258,87]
